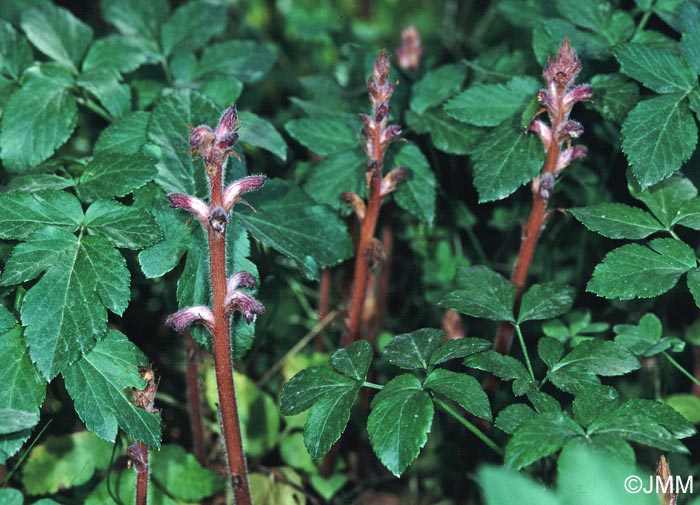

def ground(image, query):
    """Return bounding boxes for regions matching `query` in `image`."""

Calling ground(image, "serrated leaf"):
[622,93,697,188]
[0,326,46,462]
[550,339,640,377]
[428,338,491,366]
[588,74,639,123]
[587,238,697,299]
[94,111,150,155]
[62,330,161,448]
[21,4,92,71]
[383,328,444,370]
[613,43,697,94]
[495,404,536,435]
[572,386,619,427]
[99,0,169,57]
[0,409,38,435]
[630,174,698,227]
[410,63,466,114]
[79,152,155,199]
[424,369,491,421]
[303,382,360,460]
[238,111,287,161]
[21,432,112,495]
[464,350,532,395]
[330,340,372,381]
[671,198,700,229]
[613,313,683,356]
[280,367,357,416]
[538,337,564,369]
[367,374,433,476]
[688,268,700,308]
[444,76,539,127]
[160,0,226,56]
[0,20,33,81]
[569,203,664,239]
[405,109,483,155]
[0,189,83,240]
[4,173,74,192]
[0,64,77,170]
[201,76,244,108]
[392,142,436,224]
[681,1,700,74]
[81,235,130,315]
[518,283,574,323]
[505,411,584,469]
[664,394,700,424]
[148,89,219,195]
[235,178,353,279]
[84,200,162,250]
[83,35,156,74]
[77,67,130,118]
[194,40,276,83]
[617,398,696,438]
[532,18,609,64]
[555,0,634,44]
[285,118,356,156]
[150,445,223,500]
[302,149,364,210]
[438,266,516,321]
[469,121,544,202]
[137,199,191,278]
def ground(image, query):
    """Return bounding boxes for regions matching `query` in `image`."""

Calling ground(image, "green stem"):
[634,7,653,37]
[663,351,700,389]
[363,381,384,390]
[515,323,536,381]
[77,97,111,121]
[667,228,680,241]
[433,397,503,456]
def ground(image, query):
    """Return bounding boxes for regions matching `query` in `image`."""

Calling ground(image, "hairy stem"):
[134,442,149,505]
[184,328,207,465]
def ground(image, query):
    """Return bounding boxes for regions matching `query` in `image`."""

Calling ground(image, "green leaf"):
[160,0,227,56]
[532,18,609,64]
[392,142,437,224]
[664,394,700,424]
[85,200,162,250]
[0,189,83,240]
[405,109,483,155]
[137,196,191,278]
[614,398,696,439]
[410,63,466,114]
[518,283,575,323]
[148,89,219,195]
[0,409,38,435]
[555,0,634,45]
[538,337,564,369]
[235,178,353,280]
[587,238,697,299]
[0,64,77,170]
[428,338,491,366]
[550,339,640,378]
[238,111,287,161]
[569,203,664,239]
[622,93,697,188]
[79,152,155,199]
[383,328,444,370]
[285,118,356,156]
[201,76,244,108]
[613,43,697,94]
[464,350,532,395]
[613,313,683,356]
[425,369,491,421]
[62,330,161,448]
[588,74,639,123]
[151,445,223,500]
[478,465,560,505]
[681,1,700,74]
[572,386,619,427]
[83,35,156,74]
[494,404,536,435]
[94,111,150,155]
[367,374,433,476]
[302,149,364,210]
[250,468,306,505]
[469,121,545,202]
[444,76,539,127]
[0,326,46,462]
[330,340,372,381]
[0,228,75,287]
[99,0,169,57]
[18,230,132,378]
[21,432,112,495]
[438,266,516,321]
[76,67,130,118]
[0,489,23,505]
[0,20,33,81]
[280,367,357,416]
[631,174,697,227]
[671,197,700,229]
[194,40,276,83]
[688,268,700,308]
[505,411,584,469]
[4,173,74,192]
[21,4,92,71]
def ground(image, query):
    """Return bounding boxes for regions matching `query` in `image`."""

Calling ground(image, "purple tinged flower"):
[167,193,210,224]
[165,306,214,333]
[396,25,422,71]
[224,270,264,323]
[380,124,402,146]
[341,192,366,220]
[543,37,582,93]
[529,119,552,146]
[562,84,593,110]
[222,174,267,212]
[537,172,555,200]
[227,271,257,292]
[558,120,584,140]
[214,105,240,152]
[380,166,407,197]
[189,125,215,150]
[208,206,228,235]
[556,145,588,172]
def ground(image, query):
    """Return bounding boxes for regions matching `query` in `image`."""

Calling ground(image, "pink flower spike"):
[543,37,581,92]
[556,145,588,172]
[165,306,214,333]
[225,291,265,324]
[227,271,257,292]
[167,193,210,224]
[222,174,267,212]
[563,84,593,110]
[529,119,552,146]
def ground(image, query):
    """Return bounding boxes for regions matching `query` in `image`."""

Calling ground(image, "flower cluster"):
[189,106,241,171]
[396,25,422,71]
[529,38,592,197]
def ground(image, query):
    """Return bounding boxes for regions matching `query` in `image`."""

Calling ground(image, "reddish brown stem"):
[316,268,332,352]
[134,442,149,505]
[373,222,393,343]
[184,328,207,465]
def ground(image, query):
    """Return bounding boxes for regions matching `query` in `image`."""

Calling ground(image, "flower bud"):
[214,105,240,153]
[341,191,366,220]
[543,38,581,93]
[380,124,402,147]
[208,206,228,235]
[380,166,407,197]
[563,84,593,110]
[165,306,215,333]
[537,172,555,200]
[167,193,210,224]
[529,119,552,147]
